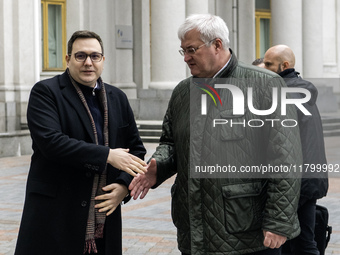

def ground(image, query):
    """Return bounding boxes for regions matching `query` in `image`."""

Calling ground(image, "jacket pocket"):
[219,109,245,141]
[222,181,267,234]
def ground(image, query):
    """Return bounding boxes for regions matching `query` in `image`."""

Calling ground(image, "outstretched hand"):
[107,148,147,177]
[129,158,158,199]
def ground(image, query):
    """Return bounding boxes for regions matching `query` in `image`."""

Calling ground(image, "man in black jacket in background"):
[264,44,329,255]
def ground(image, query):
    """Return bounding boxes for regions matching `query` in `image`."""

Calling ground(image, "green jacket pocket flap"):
[222,182,264,199]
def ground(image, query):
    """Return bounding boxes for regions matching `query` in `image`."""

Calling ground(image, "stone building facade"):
[0,0,339,156]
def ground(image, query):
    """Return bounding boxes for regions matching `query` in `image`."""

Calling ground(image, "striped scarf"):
[67,69,109,254]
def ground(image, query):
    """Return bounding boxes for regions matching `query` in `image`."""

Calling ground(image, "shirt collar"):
[213,53,232,78]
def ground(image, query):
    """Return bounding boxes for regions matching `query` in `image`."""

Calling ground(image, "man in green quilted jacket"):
[130,14,303,255]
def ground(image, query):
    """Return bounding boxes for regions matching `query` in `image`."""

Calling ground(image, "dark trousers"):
[282,197,319,255]
[182,247,282,255]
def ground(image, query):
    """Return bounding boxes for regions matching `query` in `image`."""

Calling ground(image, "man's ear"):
[282,61,290,70]
[214,38,223,51]
[65,54,70,66]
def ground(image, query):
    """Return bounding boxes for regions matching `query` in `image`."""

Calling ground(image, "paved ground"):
[0,138,339,255]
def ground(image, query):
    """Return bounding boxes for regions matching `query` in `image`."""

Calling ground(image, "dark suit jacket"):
[15,71,146,255]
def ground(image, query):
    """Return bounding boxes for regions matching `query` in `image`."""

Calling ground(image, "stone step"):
[323,129,340,137]
[322,116,340,124]
[139,129,162,137]
[322,116,340,137]
[136,120,162,129]
[136,120,162,143]
[322,123,340,131]
[140,136,160,143]
[136,117,340,141]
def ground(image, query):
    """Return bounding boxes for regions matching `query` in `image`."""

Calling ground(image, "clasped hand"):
[95,183,128,216]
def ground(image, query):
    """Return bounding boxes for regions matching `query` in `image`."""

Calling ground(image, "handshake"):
[107,148,157,199]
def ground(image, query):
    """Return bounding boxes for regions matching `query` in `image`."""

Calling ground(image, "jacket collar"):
[215,49,238,78]
[279,68,299,78]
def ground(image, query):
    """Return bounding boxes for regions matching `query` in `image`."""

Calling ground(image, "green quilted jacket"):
[152,52,302,254]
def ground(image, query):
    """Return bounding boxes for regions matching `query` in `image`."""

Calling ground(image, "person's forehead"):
[181,30,202,47]
[263,56,272,62]
[264,52,277,62]
[72,38,101,51]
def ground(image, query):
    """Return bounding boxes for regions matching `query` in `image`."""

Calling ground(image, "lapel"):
[59,71,96,143]
[106,87,118,146]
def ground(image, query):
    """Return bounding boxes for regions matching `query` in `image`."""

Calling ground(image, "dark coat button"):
[81,201,87,207]
[86,171,92,178]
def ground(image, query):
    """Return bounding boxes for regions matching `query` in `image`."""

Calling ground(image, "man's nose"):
[184,53,192,62]
[84,55,93,65]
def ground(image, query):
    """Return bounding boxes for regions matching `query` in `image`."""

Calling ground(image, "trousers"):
[282,197,319,255]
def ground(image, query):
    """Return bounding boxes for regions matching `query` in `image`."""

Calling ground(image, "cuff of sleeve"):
[115,178,132,204]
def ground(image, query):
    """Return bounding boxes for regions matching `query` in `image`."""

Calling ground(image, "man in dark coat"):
[15,30,146,255]
[264,44,329,255]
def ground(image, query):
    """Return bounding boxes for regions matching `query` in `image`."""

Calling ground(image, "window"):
[41,0,66,71]
[255,0,271,58]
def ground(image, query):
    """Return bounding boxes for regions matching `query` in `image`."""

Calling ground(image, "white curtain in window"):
[260,18,270,57]
[48,4,62,68]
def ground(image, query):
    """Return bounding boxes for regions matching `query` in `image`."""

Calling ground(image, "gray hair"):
[178,14,230,49]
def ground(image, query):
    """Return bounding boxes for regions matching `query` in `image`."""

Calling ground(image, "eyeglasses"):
[179,38,217,56]
[71,52,104,62]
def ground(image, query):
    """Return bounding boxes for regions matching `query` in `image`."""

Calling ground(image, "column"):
[338,0,340,81]
[14,0,36,129]
[271,0,303,73]
[66,0,85,38]
[322,0,338,77]
[215,0,233,47]
[133,0,150,89]
[112,0,137,98]
[0,0,36,132]
[302,0,323,78]
[150,0,186,89]
[237,0,255,64]
[0,0,9,132]
[186,0,209,16]
[0,0,20,131]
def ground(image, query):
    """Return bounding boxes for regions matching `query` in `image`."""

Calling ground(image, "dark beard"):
[277,64,282,73]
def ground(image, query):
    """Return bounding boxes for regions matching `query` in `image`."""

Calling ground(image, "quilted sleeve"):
[261,77,303,239]
[151,91,178,187]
